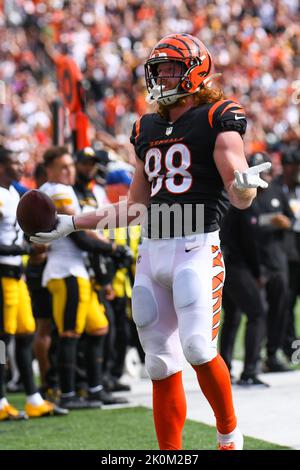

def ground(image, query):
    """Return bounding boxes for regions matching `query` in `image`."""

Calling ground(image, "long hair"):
[157,86,225,120]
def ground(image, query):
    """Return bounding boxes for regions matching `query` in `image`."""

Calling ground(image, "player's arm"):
[74,157,150,230]
[0,244,31,256]
[30,158,151,243]
[214,131,270,209]
[51,193,117,253]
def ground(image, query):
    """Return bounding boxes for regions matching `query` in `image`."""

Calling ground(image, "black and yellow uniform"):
[40,181,110,335]
[104,225,141,379]
[0,265,35,335]
[25,261,52,320]
[0,185,38,407]
[47,276,108,334]
[0,185,35,335]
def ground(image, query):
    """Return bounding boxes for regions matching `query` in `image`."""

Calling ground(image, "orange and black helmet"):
[145,33,215,106]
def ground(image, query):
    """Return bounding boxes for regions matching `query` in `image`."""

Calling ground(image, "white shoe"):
[217,426,244,450]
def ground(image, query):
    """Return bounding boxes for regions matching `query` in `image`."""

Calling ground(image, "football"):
[16,189,57,236]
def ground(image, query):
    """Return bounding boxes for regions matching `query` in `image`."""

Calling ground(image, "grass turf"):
[0,401,289,450]
[2,298,298,450]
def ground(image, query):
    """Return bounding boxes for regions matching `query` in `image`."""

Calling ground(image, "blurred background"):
[1,0,300,183]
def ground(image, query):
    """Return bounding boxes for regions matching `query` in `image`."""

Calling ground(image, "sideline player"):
[0,146,67,419]
[31,34,271,449]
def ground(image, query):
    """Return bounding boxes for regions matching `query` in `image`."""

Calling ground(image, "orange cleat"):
[218,442,236,450]
[217,427,243,450]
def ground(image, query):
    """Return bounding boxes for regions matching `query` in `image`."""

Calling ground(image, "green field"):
[1,302,298,450]
[0,401,289,450]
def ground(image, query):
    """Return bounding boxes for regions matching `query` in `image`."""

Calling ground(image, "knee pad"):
[145,353,180,380]
[132,285,158,328]
[183,334,216,365]
[173,269,199,310]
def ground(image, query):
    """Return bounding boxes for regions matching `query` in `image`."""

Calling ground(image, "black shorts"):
[26,264,52,320]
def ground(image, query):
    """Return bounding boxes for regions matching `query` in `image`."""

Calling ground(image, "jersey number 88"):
[144,143,192,196]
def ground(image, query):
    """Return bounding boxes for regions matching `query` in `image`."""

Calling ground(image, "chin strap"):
[146,84,166,104]
[146,73,223,105]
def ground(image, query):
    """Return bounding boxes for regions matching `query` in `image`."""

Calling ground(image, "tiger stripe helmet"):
[145,33,215,106]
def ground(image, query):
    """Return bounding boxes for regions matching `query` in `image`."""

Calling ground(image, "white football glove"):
[30,214,76,244]
[233,162,272,189]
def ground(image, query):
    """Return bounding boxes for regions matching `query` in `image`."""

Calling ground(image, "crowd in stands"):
[1,0,300,175]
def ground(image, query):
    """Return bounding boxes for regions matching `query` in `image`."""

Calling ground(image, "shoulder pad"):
[208,99,247,136]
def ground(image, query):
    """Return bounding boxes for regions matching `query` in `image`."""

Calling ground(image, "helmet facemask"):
[145,58,192,106]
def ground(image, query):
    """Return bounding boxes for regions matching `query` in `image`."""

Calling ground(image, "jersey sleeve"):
[208,99,247,136]
[130,117,143,160]
[45,184,76,210]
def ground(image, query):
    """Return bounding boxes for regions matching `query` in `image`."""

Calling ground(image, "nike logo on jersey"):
[234,114,245,120]
[185,245,200,253]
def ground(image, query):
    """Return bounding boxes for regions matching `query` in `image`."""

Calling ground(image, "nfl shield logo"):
[166,126,173,136]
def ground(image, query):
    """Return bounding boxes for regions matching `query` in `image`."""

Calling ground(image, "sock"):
[152,371,186,450]
[192,354,237,434]
[85,335,105,389]
[26,392,44,406]
[217,426,241,445]
[0,364,6,400]
[0,334,11,399]
[0,397,8,409]
[58,337,78,395]
[15,335,37,396]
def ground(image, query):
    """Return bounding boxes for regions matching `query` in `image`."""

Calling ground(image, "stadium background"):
[0,0,300,450]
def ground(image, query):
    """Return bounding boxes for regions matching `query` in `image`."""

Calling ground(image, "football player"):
[25,162,57,398]
[31,34,271,449]
[0,146,67,419]
[40,146,128,408]
[73,147,130,404]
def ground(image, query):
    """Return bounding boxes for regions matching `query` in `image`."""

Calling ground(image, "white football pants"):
[132,231,224,380]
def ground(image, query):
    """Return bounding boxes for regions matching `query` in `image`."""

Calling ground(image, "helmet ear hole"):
[181,78,192,91]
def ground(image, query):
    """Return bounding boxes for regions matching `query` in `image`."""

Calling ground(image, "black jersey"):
[130,99,247,238]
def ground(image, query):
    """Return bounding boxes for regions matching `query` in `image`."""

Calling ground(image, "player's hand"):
[30,215,76,244]
[233,162,272,189]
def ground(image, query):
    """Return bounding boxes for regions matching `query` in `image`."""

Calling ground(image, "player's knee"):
[173,269,199,310]
[145,353,179,380]
[132,285,158,328]
[182,335,215,365]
